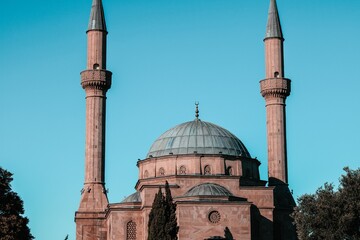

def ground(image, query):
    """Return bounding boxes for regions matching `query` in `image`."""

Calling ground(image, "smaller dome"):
[184,183,233,197]
[121,192,141,203]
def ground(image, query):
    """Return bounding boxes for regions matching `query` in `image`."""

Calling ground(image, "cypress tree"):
[164,181,179,240]
[148,181,179,240]
[148,187,166,240]
[224,227,234,240]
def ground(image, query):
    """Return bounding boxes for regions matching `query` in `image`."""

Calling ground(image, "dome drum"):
[137,154,258,180]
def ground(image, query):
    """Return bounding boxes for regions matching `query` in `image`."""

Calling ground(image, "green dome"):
[147,120,250,158]
[184,183,233,197]
[121,192,141,203]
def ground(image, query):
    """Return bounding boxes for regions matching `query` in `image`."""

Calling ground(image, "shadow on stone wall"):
[273,184,298,240]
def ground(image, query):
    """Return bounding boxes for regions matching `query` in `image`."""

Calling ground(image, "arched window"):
[159,167,165,176]
[126,221,136,240]
[227,166,233,176]
[144,170,149,178]
[204,165,211,175]
[93,63,100,70]
[274,71,279,78]
[179,165,186,175]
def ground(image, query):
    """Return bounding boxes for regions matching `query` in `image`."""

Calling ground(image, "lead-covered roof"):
[147,119,251,158]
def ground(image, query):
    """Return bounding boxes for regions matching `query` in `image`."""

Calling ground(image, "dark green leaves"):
[293,167,360,240]
[148,181,179,240]
[0,167,34,240]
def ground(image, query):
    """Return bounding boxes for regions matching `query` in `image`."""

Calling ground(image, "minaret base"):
[78,183,109,212]
[75,211,107,240]
[75,184,108,240]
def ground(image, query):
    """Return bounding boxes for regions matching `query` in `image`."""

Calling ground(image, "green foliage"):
[293,167,360,240]
[164,181,179,240]
[0,167,34,240]
[148,187,166,239]
[224,227,234,240]
[148,181,179,240]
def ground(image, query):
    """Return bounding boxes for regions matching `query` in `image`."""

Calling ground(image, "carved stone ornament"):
[208,210,221,224]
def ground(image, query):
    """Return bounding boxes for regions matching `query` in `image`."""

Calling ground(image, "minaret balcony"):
[260,78,291,98]
[81,69,112,90]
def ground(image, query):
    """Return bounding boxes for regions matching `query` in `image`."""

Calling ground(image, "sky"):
[0,0,359,239]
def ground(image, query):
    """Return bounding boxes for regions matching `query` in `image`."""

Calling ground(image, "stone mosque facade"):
[75,0,297,239]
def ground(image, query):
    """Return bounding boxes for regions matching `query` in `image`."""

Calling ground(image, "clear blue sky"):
[1,0,359,239]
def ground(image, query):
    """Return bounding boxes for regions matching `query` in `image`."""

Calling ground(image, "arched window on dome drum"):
[144,170,149,178]
[159,167,165,176]
[227,166,233,176]
[126,221,137,240]
[204,165,211,175]
[179,166,186,175]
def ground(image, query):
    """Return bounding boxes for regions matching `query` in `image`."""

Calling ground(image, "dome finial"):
[195,102,199,120]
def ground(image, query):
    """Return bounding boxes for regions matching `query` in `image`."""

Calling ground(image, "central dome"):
[147,119,251,158]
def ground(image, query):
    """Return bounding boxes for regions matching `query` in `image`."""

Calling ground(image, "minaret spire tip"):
[265,0,283,40]
[88,0,107,32]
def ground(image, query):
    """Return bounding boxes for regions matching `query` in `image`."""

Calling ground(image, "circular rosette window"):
[208,210,221,224]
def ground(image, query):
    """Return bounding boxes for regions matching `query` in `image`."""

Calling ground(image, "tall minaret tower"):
[260,0,291,185]
[75,0,111,239]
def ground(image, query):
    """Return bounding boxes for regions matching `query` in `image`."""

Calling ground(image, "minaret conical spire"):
[265,0,283,39]
[88,0,107,32]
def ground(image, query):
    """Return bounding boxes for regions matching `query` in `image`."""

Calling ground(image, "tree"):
[292,167,360,240]
[0,167,34,240]
[164,181,179,240]
[224,227,234,240]
[148,187,166,240]
[148,181,179,240]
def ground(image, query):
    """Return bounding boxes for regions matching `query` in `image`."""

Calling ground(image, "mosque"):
[75,0,297,239]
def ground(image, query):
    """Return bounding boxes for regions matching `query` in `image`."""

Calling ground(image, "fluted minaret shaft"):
[260,0,290,185]
[78,0,111,212]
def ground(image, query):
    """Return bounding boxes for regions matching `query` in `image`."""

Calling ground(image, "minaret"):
[75,0,111,239]
[260,0,290,185]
